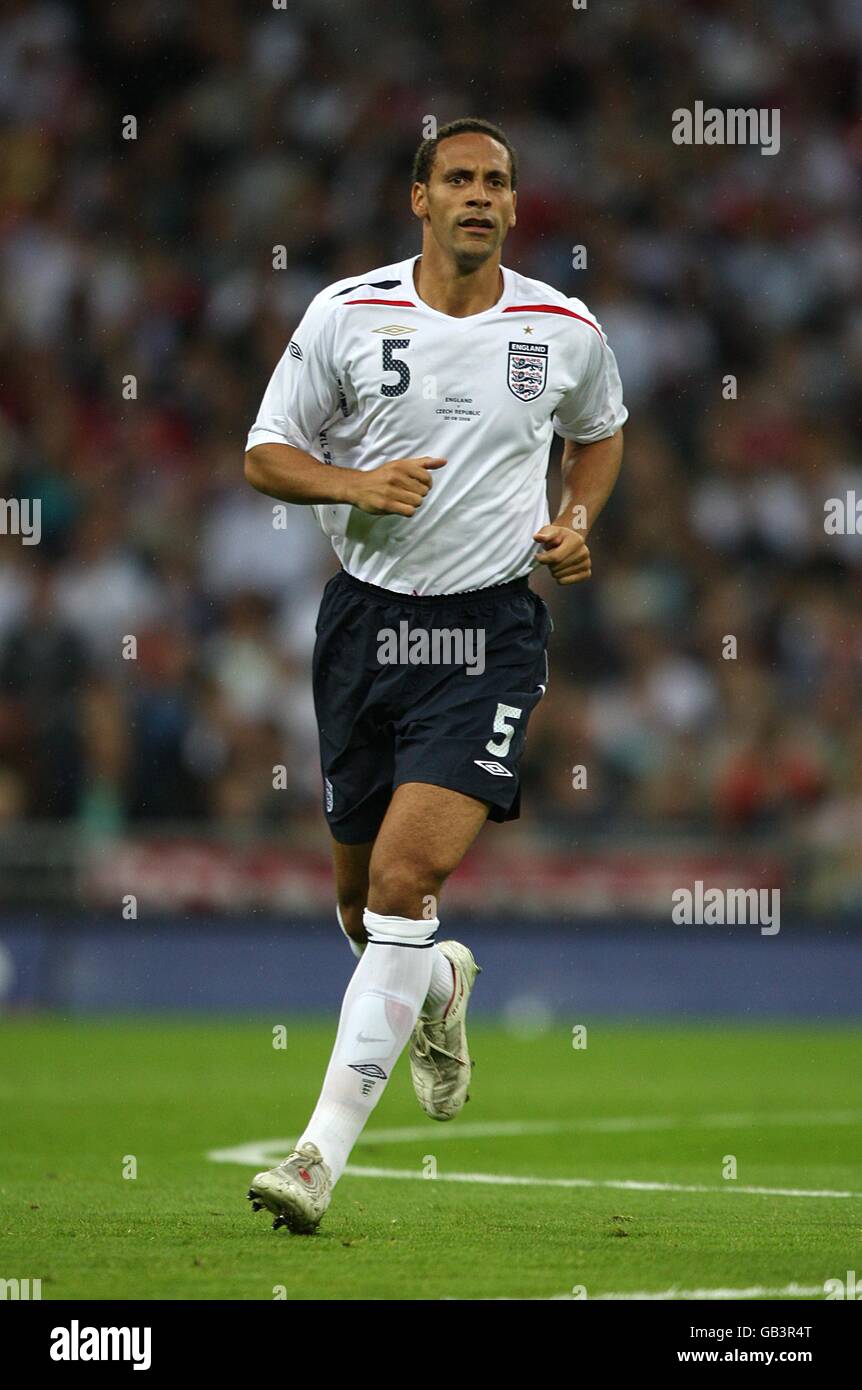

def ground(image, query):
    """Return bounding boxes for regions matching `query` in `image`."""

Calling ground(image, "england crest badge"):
[507,340,548,401]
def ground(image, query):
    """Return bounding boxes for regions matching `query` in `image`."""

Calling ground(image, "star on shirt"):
[523,325,533,334]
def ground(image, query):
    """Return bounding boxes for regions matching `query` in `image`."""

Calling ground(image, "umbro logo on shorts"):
[474,759,513,777]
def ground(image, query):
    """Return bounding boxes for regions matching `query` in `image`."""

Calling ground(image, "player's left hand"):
[531,525,592,585]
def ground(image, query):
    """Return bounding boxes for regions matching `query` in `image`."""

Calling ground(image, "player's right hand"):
[348,456,447,517]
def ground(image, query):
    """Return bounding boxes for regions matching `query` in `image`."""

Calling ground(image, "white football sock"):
[336,904,366,960]
[422,946,457,1020]
[336,901,452,1020]
[297,908,437,1184]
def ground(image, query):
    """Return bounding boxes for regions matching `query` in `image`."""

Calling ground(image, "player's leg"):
[247,787,488,1232]
[364,782,487,1120]
[366,780,489,917]
[289,785,487,1188]
[331,830,460,1026]
[332,839,373,956]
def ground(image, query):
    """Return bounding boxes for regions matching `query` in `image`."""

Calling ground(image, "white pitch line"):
[355,1119,578,1142]
[594,1283,825,1301]
[207,1109,862,1169]
[695,1109,862,1129]
[486,1283,826,1301]
[343,1165,861,1199]
[209,1139,860,1197]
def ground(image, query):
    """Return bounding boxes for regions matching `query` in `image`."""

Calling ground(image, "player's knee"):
[367,856,445,918]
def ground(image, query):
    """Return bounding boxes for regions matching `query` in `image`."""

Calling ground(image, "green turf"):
[1,1017,860,1300]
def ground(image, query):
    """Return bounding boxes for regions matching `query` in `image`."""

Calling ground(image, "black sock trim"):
[365,937,436,949]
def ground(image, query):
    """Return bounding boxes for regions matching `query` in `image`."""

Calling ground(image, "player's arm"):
[535,310,627,586]
[556,428,623,538]
[533,428,624,585]
[244,442,447,518]
[245,293,446,517]
[245,442,355,505]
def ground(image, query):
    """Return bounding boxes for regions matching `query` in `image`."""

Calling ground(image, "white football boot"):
[409,940,481,1121]
[248,1141,332,1233]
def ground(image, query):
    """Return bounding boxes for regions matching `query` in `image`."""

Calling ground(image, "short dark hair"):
[412,118,518,191]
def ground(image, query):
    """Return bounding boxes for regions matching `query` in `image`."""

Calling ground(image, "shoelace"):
[279,1145,324,1176]
[413,1018,466,1068]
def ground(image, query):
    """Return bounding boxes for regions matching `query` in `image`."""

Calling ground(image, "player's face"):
[412,133,517,269]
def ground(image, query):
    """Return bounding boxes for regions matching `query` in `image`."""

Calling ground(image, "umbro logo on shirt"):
[372,324,417,335]
[474,759,514,777]
[288,340,303,360]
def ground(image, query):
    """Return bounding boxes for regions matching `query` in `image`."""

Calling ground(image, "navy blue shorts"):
[312,569,551,844]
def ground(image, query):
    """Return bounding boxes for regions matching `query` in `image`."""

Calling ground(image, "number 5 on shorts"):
[486,703,523,757]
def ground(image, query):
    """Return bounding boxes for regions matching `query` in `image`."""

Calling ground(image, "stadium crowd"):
[0,0,860,860]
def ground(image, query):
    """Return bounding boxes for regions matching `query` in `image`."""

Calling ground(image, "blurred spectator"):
[0,562,90,816]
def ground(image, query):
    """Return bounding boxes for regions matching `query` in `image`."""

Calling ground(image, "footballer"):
[243,118,627,1232]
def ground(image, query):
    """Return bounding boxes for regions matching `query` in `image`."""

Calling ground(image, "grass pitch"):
[1,1018,860,1300]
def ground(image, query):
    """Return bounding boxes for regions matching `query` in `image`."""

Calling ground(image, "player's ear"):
[509,189,517,229]
[411,181,428,219]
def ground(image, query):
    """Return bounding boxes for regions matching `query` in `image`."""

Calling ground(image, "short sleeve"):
[245,293,342,455]
[552,314,628,444]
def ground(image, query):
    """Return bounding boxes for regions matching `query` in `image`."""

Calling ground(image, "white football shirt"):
[246,253,627,595]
